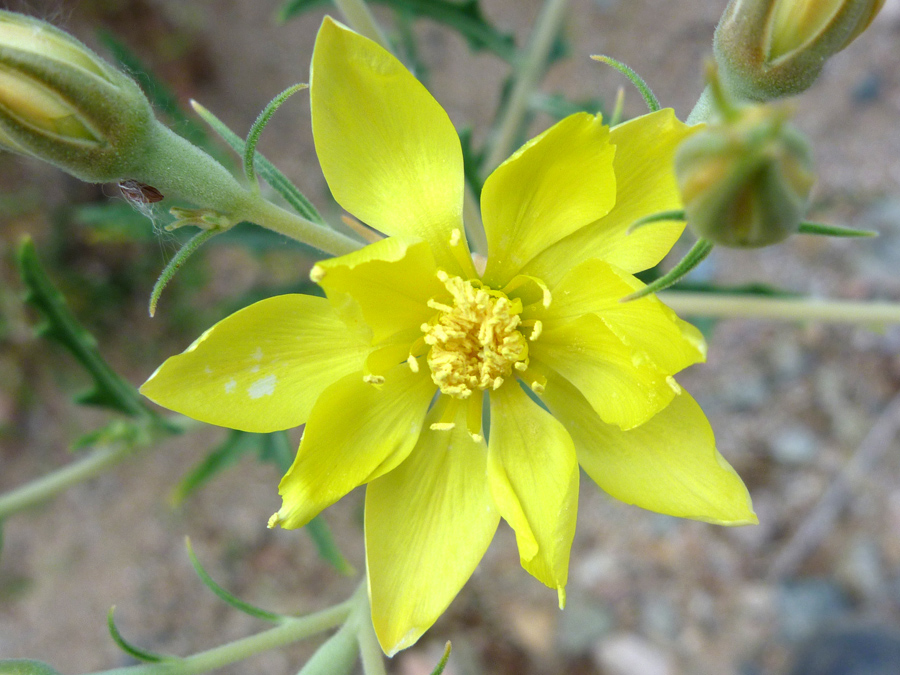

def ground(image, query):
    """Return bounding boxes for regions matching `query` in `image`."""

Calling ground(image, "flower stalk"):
[480,0,570,176]
[660,292,900,325]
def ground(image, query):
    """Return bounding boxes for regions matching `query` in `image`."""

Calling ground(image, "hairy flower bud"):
[676,104,815,248]
[0,660,63,675]
[714,0,885,101]
[0,10,155,181]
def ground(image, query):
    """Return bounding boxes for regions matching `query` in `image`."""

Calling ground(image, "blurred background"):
[1,0,900,673]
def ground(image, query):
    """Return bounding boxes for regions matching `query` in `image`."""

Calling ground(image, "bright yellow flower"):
[141,17,756,655]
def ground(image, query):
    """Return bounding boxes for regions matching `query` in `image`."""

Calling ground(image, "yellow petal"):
[534,258,706,375]
[366,399,499,656]
[481,113,616,286]
[313,238,444,346]
[530,313,675,430]
[271,364,435,529]
[523,109,698,286]
[311,18,470,275]
[487,383,578,606]
[543,372,756,525]
[140,295,368,433]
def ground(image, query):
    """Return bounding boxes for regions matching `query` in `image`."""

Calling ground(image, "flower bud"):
[0,10,156,182]
[676,104,815,248]
[714,0,885,101]
[0,660,63,675]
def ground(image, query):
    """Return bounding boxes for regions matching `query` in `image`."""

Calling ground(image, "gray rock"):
[594,633,673,675]
[770,426,819,466]
[788,623,900,675]
[777,580,850,643]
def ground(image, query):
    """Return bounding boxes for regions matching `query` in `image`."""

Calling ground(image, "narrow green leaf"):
[276,0,516,62]
[191,101,325,224]
[149,227,221,317]
[627,209,686,234]
[430,642,452,675]
[244,84,308,189]
[260,432,356,576]
[591,55,661,113]
[170,431,255,505]
[622,239,715,302]
[305,517,356,577]
[107,607,174,663]
[185,539,284,623]
[17,239,149,418]
[798,221,878,238]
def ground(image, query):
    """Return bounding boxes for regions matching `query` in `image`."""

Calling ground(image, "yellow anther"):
[430,422,456,431]
[422,274,529,398]
[406,355,420,373]
[363,374,385,385]
[310,265,325,283]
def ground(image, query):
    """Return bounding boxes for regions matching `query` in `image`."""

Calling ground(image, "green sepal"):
[191,101,324,224]
[430,642,452,675]
[107,606,176,663]
[798,221,878,238]
[276,0,516,62]
[16,238,149,418]
[244,84,308,189]
[627,209,686,234]
[622,239,715,302]
[591,55,661,113]
[149,226,222,317]
[186,538,284,623]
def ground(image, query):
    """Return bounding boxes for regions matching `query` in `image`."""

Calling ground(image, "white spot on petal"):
[248,374,277,399]
[224,379,237,394]
[252,347,264,361]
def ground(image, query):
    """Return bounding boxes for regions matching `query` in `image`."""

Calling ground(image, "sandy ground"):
[2,1,900,673]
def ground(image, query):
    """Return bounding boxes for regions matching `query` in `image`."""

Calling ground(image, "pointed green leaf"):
[798,221,878,238]
[191,101,324,224]
[276,0,516,62]
[623,239,715,302]
[17,239,151,419]
[186,539,284,623]
[108,607,175,663]
[244,84,308,189]
[430,642,452,675]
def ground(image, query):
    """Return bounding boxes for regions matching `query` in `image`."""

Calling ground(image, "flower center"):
[422,271,528,398]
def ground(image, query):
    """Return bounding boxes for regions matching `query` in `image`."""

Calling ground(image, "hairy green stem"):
[480,0,569,176]
[660,292,900,325]
[91,599,356,675]
[335,0,391,50]
[0,442,135,520]
[236,193,363,256]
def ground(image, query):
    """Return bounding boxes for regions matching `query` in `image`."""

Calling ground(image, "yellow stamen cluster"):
[422,272,528,398]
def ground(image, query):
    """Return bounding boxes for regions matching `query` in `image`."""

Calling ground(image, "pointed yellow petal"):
[487,383,578,606]
[140,295,368,433]
[311,18,470,275]
[271,364,435,529]
[535,258,706,375]
[366,400,499,655]
[523,109,699,286]
[531,313,676,430]
[481,113,616,286]
[313,238,444,345]
[543,373,756,525]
